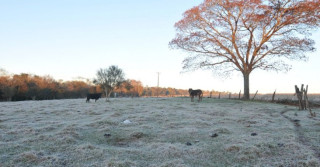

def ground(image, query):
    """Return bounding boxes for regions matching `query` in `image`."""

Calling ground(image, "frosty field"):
[0,98,319,167]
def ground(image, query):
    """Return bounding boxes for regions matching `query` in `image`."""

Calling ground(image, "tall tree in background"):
[170,0,320,99]
[95,65,125,101]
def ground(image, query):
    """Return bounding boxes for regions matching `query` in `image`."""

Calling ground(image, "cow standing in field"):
[86,93,102,102]
[189,88,203,102]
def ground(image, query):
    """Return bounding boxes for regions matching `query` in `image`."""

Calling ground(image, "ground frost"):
[0,98,319,166]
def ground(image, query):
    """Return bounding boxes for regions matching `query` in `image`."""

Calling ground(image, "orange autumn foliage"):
[170,0,320,99]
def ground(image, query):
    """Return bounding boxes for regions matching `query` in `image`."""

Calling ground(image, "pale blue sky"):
[1,0,320,93]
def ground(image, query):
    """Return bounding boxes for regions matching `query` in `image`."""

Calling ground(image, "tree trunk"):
[243,73,250,100]
[107,91,112,101]
[105,90,109,102]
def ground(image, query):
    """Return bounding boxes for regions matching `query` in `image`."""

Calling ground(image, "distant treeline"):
[0,73,216,101]
[0,73,96,101]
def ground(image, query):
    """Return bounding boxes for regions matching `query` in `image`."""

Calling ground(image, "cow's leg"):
[191,95,194,102]
[86,98,90,103]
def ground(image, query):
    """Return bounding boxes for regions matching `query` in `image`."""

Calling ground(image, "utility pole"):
[157,72,160,97]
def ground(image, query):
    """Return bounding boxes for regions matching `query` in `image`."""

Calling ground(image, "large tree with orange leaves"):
[170,0,320,99]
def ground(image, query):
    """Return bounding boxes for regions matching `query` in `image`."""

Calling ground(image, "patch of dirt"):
[130,132,144,139]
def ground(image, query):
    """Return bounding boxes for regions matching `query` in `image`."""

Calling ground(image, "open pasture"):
[0,98,319,166]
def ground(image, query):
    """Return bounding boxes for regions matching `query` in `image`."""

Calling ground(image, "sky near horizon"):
[1,0,320,94]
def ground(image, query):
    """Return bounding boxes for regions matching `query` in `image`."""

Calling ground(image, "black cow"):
[86,93,102,102]
[188,88,203,102]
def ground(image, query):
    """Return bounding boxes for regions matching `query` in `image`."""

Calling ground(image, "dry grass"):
[0,98,319,166]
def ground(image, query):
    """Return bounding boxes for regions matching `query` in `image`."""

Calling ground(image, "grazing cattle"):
[86,93,102,102]
[188,88,203,102]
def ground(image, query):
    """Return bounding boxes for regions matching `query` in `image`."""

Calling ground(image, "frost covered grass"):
[0,98,319,166]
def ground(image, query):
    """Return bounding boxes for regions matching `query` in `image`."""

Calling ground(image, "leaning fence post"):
[252,90,258,100]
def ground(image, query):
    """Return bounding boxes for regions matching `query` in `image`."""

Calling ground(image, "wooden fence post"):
[252,90,258,100]
[295,85,304,110]
[295,84,315,117]
[301,84,305,110]
[303,85,316,117]
[272,90,276,102]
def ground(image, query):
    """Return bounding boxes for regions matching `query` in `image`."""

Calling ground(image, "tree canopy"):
[95,65,125,101]
[170,0,320,99]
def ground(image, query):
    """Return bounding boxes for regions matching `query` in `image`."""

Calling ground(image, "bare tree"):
[94,65,125,101]
[170,0,320,99]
